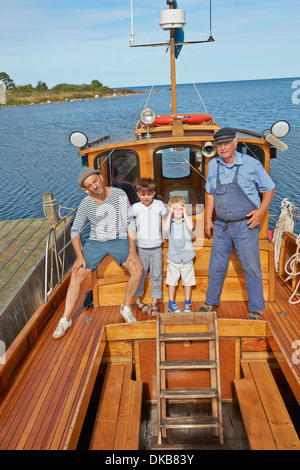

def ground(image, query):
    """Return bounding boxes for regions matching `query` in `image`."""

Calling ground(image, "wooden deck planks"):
[235,365,277,450]
[89,364,125,450]
[0,277,107,449]
[248,361,300,450]
[89,363,142,450]
[264,280,300,377]
[0,273,299,450]
[235,361,300,450]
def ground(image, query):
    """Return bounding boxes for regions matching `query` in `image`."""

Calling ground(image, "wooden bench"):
[89,363,143,450]
[234,360,300,450]
[92,237,275,307]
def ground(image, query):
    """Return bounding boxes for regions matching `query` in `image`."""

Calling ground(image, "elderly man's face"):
[215,139,237,164]
[83,174,105,195]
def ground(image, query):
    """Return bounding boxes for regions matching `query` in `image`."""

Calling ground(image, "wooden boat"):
[0,1,299,451]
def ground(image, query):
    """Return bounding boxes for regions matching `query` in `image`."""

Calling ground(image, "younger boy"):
[133,178,167,316]
[162,196,196,313]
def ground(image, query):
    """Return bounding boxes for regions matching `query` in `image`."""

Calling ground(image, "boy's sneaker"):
[168,301,181,313]
[199,302,217,313]
[184,300,192,313]
[53,318,72,339]
[120,305,137,323]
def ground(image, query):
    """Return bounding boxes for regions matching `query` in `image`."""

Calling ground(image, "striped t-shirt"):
[71,187,136,241]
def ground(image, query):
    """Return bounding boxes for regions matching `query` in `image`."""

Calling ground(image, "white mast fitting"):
[130,0,135,46]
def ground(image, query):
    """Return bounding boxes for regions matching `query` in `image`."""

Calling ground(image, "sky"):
[0,0,299,89]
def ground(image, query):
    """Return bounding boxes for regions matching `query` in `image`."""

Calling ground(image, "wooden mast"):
[169,3,177,115]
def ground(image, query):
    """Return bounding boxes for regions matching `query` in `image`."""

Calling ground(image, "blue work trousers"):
[206,219,265,312]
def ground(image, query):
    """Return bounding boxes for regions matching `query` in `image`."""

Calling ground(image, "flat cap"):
[78,168,101,189]
[213,127,236,144]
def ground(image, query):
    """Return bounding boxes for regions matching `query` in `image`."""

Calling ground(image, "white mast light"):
[159,9,186,30]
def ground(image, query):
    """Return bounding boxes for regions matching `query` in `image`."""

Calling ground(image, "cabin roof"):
[81,133,136,151]
[78,127,266,156]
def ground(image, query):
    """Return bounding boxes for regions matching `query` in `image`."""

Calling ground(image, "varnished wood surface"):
[235,361,300,450]
[0,274,299,449]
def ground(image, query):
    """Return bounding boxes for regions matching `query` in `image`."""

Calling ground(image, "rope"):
[143,44,209,114]
[175,149,207,182]
[144,47,169,109]
[176,46,208,113]
[273,199,296,272]
[43,198,56,218]
[57,205,76,218]
[284,234,300,304]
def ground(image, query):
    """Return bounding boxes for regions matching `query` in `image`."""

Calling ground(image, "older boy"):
[163,196,196,313]
[133,178,167,317]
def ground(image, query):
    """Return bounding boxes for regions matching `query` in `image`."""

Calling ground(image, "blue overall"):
[206,162,265,312]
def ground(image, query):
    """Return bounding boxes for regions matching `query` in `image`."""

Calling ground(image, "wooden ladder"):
[156,312,224,446]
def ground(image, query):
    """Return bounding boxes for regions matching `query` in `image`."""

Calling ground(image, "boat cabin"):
[78,117,271,229]
[74,115,276,309]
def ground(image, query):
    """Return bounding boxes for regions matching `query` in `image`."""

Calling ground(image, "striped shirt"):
[206,152,275,208]
[71,187,136,241]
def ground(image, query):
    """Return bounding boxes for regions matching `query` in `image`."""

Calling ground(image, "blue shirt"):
[166,217,196,264]
[205,152,275,208]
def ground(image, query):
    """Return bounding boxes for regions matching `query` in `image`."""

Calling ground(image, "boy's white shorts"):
[166,259,196,286]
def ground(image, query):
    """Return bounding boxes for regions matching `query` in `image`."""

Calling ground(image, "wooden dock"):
[0,218,74,348]
[0,218,50,315]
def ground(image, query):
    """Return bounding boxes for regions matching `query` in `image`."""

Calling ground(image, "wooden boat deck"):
[0,275,299,450]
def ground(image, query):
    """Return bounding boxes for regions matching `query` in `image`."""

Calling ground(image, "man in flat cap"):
[200,127,275,320]
[53,168,143,339]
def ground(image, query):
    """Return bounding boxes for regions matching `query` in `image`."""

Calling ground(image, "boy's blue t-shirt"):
[166,217,195,264]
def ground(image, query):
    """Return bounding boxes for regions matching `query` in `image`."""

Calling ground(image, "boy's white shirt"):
[132,199,167,248]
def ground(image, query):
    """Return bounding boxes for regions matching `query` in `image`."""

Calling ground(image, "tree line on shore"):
[0,72,138,106]
[0,72,111,95]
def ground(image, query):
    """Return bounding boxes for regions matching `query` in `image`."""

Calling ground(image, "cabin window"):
[154,145,204,212]
[237,143,265,165]
[94,149,140,204]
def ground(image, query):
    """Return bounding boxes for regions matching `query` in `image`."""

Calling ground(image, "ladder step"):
[160,359,217,370]
[159,332,215,342]
[161,416,219,429]
[160,388,218,399]
[158,312,216,325]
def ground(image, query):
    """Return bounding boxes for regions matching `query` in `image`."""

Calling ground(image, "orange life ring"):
[153,113,214,126]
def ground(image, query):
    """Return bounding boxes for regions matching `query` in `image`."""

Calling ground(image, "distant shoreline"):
[0,88,146,108]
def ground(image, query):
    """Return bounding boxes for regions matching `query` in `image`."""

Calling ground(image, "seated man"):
[53,168,143,339]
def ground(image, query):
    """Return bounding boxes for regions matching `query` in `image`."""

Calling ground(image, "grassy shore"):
[2,87,140,107]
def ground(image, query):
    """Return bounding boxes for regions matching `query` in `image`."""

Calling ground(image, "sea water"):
[0,77,299,231]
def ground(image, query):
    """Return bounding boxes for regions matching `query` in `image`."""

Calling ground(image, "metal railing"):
[44,209,90,302]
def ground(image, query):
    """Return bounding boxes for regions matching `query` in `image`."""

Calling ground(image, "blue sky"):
[0,0,299,89]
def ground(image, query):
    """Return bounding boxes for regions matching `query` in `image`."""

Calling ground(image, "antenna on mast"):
[208,0,214,41]
[130,0,135,46]
[129,0,215,48]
